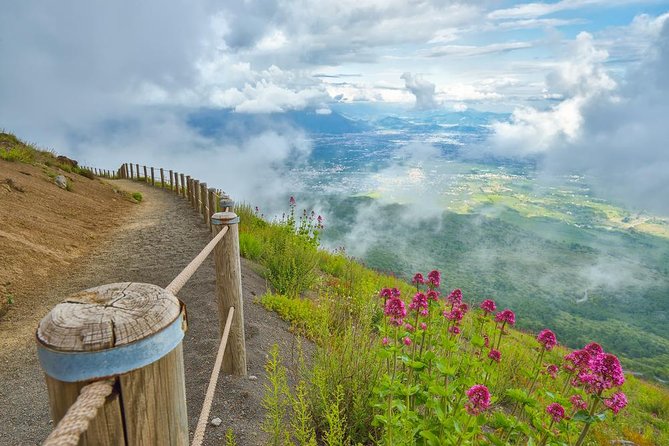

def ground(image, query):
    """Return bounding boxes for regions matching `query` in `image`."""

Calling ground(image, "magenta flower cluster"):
[495,309,516,326]
[537,329,558,351]
[384,296,407,326]
[480,299,496,314]
[409,292,429,316]
[546,403,566,423]
[465,384,491,415]
[604,391,628,414]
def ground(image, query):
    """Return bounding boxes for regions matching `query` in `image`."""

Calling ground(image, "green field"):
[320,165,669,383]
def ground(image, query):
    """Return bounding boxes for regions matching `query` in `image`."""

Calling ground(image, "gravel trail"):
[0,179,301,446]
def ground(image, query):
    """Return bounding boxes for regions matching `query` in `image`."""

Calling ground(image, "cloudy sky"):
[1,1,668,211]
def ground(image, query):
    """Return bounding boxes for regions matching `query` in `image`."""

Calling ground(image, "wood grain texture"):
[193,180,200,211]
[200,183,207,225]
[37,283,181,351]
[119,344,189,445]
[180,174,186,198]
[208,189,216,233]
[40,283,188,445]
[213,213,247,376]
[46,375,125,446]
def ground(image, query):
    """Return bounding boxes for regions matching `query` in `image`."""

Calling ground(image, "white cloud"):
[488,18,669,214]
[489,32,615,154]
[401,73,438,110]
[422,41,534,58]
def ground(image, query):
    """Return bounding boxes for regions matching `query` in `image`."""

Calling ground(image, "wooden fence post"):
[193,180,200,211]
[207,189,215,233]
[160,168,165,189]
[136,164,140,180]
[129,164,134,179]
[186,176,192,204]
[200,183,207,224]
[180,174,186,198]
[37,283,189,445]
[212,207,247,376]
[143,166,148,183]
[151,167,155,186]
[169,170,174,192]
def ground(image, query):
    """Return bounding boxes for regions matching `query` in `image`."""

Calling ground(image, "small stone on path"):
[248,375,258,381]
[210,417,222,427]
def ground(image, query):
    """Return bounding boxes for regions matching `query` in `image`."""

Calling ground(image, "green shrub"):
[76,167,95,179]
[0,146,35,163]
[132,192,143,202]
[260,293,327,340]
[239,232,263,260]
[263,230,319,297]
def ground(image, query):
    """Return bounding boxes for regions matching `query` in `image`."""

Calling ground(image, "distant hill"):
[187,108,369,138]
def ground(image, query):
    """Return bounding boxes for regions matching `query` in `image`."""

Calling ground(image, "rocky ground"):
[0,177,304,445]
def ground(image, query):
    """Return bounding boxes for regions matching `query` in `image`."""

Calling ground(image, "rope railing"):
[166,225,228,295]
[191,306,235,446]
[38,162,246,446]
[42,379,115,446]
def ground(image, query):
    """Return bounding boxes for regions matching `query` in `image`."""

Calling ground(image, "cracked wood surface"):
[37,282,180,352]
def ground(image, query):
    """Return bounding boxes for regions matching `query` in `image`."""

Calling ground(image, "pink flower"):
[382,337,389,346]
[447,288,463,306]
[289,196,296,205]
[483,334,490,348]
[570,395,588,411]
[537,329,558,351]
[583,342,603,357]
[459,303,469,314]
[546,364,559,379]
[404,323,415,332]
[384,297,407,326]
[419,322,427,331]
[465,385,491,415]
[412,273,425,285]
[426,290,440,301]
[480,299,497,314]
[495,309,516,326]
[379,288,393,299]
[546,403,566,423]
[409,292,429,315]
[403,337,412,346]
[604,392,628,414]
[588,353,625,391]
[427,270,441,288]
[564,349,591,373]
[488,349,501,363]
[444,308,464,322]
[449,326,461,335]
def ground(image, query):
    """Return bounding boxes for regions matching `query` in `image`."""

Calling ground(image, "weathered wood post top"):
[37,282,189,445]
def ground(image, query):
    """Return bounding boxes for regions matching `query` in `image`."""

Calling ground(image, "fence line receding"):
[37,162,246,446]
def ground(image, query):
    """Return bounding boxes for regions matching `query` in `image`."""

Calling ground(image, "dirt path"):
[0,179,302,446]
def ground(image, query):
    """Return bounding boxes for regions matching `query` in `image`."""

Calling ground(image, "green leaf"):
[594,412,607,422]
[471,334,485,348]
[372,414,387,427]
[572,410,592,423]
[419,430,441,446]
[485,433,507,446]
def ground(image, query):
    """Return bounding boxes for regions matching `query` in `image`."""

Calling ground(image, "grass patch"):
[132,192,143,202]
[239,198,669,446]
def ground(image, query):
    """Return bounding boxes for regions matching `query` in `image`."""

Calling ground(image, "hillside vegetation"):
[235,200,669,446]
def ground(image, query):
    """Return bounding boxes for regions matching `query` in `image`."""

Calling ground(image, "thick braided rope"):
[165,225,228,295]
[191,307,235,446]
[43,379,115,446]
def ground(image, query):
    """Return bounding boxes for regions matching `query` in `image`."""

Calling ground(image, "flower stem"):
[574,393,601,446]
